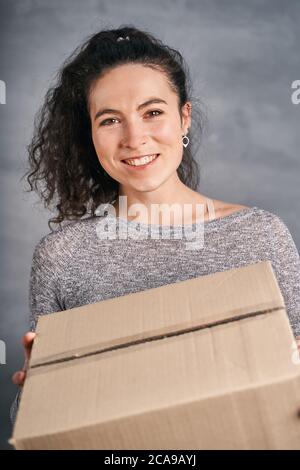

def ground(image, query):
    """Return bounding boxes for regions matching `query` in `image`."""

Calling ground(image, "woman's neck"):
[111,191,210,226]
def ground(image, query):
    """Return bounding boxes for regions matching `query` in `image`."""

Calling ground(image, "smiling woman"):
[87,60,200,223]
[22,25,205,229]
[11,24,300,431]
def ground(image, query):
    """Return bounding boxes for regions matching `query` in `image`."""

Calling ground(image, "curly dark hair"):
[22,24,206,231]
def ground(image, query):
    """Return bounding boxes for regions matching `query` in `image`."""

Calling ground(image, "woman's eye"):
[100,118,119,126]
[147,109,163,117]
[99,110,163,127]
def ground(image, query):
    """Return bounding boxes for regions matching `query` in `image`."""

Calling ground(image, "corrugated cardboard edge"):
[8,371,300,450]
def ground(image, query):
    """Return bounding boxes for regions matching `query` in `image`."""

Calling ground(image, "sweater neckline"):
[102,206,259,235]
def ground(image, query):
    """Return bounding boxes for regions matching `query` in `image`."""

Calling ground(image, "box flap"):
[30,261,285,368]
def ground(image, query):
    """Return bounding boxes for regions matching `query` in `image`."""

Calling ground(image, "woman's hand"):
[11,332,36,387]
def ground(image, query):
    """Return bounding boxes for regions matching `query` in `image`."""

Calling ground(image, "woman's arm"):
[268,213,300,338]
[10,236,64,427]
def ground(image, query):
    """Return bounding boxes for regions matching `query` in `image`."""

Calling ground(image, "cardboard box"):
[9,261,300,450]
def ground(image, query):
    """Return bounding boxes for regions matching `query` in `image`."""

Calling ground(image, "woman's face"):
[88,63,191,194]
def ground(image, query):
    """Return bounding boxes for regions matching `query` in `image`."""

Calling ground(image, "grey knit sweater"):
[10,205,300,425]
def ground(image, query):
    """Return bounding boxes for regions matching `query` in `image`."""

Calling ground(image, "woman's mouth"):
[121,154,160,169]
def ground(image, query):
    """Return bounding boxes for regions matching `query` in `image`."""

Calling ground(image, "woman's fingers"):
[22,332,36,362]
[12,370,26,386]
[11,332,36,388]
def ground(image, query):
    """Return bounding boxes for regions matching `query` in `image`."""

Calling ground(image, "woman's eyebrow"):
[94,98,167,122]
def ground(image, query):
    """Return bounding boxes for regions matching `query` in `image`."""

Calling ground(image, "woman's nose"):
[121,122,147,149]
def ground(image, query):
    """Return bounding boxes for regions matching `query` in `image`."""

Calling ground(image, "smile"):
[121,154,160,168]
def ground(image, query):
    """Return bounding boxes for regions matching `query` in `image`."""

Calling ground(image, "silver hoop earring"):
[182,134,190,148]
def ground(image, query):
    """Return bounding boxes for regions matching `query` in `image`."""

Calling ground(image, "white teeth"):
[124,154,158,166]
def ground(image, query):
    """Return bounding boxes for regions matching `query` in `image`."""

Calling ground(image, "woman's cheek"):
[91,128,100,153]
[92,130,109,159]
[155,122,180,145]
[155,123,170,140]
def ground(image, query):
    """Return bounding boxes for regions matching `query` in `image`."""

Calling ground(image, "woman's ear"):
[181,101,192,134]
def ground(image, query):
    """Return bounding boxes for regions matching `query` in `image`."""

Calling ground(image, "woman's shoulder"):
[211,199,291,229]
[211,202,298,256]
[210,199,253,222]
[213,198,270,217]
[32,216,99,259]
[217,201,250,218]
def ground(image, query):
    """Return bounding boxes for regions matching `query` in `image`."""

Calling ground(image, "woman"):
[11,25,300,424]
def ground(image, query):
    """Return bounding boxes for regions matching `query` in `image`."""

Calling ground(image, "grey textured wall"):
[0,0,299,449]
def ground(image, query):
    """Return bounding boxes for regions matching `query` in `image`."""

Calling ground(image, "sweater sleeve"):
[268,214,300,338]
[10,236,64,428]
[28,236,64,333]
